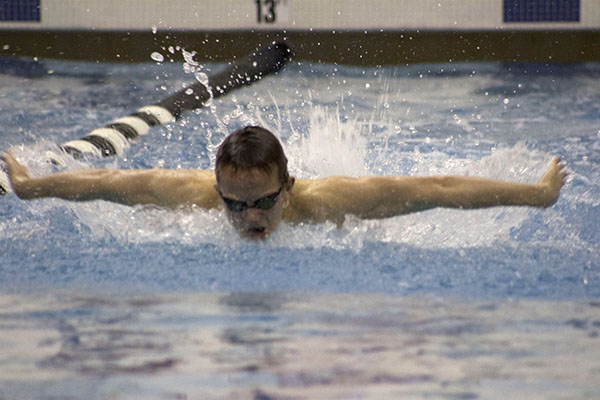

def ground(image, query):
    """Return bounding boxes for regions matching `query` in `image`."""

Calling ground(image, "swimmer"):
[1,126,567,240]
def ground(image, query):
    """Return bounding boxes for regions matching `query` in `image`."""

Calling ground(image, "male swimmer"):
[1,126,567,240]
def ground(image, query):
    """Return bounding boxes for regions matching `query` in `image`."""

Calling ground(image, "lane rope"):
[0,40,294,195]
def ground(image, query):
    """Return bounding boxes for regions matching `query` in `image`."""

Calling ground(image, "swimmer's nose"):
[242,207,263,222]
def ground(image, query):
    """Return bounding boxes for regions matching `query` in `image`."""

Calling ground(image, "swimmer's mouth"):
[247,226,267,238]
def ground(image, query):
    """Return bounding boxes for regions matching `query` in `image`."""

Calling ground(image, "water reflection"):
[0,292,599,399]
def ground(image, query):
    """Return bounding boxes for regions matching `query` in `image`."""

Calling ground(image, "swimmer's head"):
[215,126,294,239]
[215,126,289,185]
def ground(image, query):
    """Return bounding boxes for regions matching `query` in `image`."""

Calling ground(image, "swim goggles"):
[219,185,283,212]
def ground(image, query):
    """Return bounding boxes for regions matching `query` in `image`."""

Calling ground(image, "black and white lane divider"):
[0,40,293,195]
[55,105,174,160]
[0,167,9,196]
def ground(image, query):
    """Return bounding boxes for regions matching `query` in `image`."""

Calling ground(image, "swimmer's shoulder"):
[285,177,343,224]
[146,168,216,188]
[181,169,220,209]
[145,168,219,209]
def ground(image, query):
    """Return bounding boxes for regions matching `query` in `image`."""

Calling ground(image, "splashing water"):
[286,104,369,178]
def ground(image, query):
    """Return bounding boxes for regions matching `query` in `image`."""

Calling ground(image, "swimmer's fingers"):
[1,151,15,174]
[538,157,568,207]
[550,157,568,185]
[540,157,567,182]
[557,158,568,184]
[1,150,30,184]
[1,150,16,172]
[0,150,10,165]
[1,150,18,166]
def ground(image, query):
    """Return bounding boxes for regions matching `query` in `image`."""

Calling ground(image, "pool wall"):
[1,0,599,64]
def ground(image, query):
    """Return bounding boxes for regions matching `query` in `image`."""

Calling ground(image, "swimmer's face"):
[216,165,291,240]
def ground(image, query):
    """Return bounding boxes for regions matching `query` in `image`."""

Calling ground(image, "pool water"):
[0,55,599,399]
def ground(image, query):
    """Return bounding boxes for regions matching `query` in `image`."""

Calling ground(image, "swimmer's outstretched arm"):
[1,151,218,209]
[306,158,567,222]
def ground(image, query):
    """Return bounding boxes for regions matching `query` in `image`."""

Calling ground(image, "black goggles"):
[219,185,283,212]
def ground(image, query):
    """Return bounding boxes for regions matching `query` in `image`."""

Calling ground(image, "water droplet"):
[151,26,158,34]
[151,52,164,62]
[194,72,209,87]
[503,98,510,105]
[185,88,194,95]
[231,107,244,119]
[365,83,370,89]
[182,49,198,67]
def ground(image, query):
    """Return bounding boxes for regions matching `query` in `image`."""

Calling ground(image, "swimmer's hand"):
[536,157,568,207]
[1,151,32,198]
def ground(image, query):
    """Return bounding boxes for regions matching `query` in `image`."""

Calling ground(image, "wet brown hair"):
[215,126,289,185]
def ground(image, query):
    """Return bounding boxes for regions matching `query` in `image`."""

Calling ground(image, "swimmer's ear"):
[286,176,295,191]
